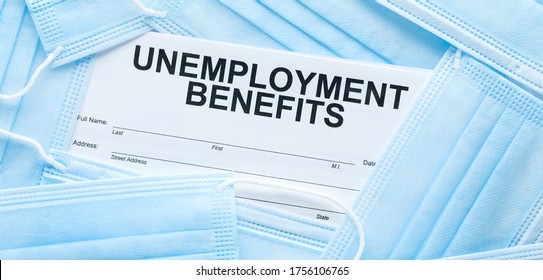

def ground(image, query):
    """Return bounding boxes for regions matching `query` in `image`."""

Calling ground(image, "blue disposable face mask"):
[0,174,238,260]
[323,48,543,260]
[320,0,543,260]
[384,0,543,259]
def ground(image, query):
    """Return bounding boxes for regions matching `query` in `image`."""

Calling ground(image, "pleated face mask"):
[0,174,238,260]
[319,0,543,260]
[322,48,543,260]
[217,0,336,57]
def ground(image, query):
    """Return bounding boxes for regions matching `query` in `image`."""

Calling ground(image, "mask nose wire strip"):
[218,178,366,260]
[131,0,167,18]
[0,46,64,101]
[0,129,67,172]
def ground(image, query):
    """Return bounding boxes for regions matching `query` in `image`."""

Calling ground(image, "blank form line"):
[111,151,360,192]
[236,196,345,215]
[112,126,355,166]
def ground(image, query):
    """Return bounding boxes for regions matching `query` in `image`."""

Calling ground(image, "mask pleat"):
[218,0,335,57]
[416,79,536,259]
[297,0,449,69]
[442,107,543,257]
[0,0,27,89]
[256,0,387,62]
[388,82,512,259]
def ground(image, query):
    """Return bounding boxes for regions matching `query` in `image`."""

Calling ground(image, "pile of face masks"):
[0,0,542,260]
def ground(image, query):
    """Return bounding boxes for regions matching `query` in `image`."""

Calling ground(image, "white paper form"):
[69,32,432,225]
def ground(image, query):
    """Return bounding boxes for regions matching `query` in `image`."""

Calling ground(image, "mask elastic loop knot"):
[131,0,167,18]
[0,46,64,102]
[0,129,67,172]
[218,178,366,260]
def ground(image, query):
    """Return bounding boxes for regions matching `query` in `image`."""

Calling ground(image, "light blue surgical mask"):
[323,48,543,260]
[23,0,164,66]
[0,174,238,260]
[443,243,543,260]
[380,0,543,259]
[321,0,543,260]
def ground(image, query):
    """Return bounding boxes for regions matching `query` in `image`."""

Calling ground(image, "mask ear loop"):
[131,0,167,18]
[0,46,64,101]
[218,178,365,260]
[0,129,67,172]
[0,45,66,171]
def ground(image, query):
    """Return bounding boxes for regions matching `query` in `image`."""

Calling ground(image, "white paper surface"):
[69,32,432,224]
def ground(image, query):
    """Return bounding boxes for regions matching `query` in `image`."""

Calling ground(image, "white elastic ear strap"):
[0,129,67,172]
[218,178,366,260]
[0,46,64,101]
[131,0,167,18]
